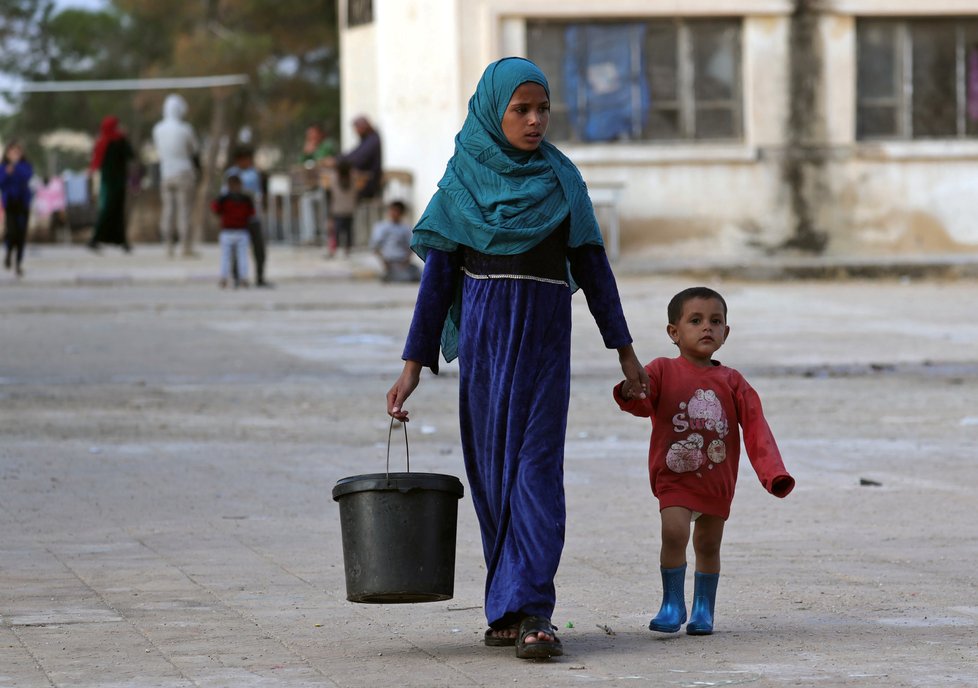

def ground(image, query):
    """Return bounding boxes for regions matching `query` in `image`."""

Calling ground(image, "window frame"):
[526,17,744,145]
[856,17,978,141]
[347,0,373,28]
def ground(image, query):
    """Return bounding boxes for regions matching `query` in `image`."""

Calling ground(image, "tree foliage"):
[0,0,339,167]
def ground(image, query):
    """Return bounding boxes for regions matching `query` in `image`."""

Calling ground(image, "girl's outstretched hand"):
[617,344,649,400]
[387,360,422,421]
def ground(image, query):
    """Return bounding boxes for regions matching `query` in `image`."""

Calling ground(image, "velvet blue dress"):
[403,221,631,628]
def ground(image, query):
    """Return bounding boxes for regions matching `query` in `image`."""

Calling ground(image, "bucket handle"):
[386,417,410,477]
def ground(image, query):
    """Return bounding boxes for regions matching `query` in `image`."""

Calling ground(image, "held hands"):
[617,345,649,401]
[387,360,422,422]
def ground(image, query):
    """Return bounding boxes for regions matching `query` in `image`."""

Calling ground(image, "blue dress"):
[403,222,631,628]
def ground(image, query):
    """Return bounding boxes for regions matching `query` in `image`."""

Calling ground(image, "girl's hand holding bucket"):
[387,360,422,421]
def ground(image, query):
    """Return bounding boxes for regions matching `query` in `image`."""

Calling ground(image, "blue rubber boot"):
[686,571,719,635]
[649,564,687,633]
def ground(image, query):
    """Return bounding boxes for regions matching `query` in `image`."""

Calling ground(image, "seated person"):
[369,200,419,283]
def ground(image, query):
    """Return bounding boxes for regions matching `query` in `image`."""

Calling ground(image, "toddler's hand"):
[617,381,631,401]
[771,475,795,497]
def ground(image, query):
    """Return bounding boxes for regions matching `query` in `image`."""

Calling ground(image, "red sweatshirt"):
[211,192,255,230]
[615,356,794,519]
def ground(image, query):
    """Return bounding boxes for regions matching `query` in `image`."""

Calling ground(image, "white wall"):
[816,8,978,250]
[339,0,978,256]
[339,21,379,147]
[339,0,461,217]
[373,0,464,216]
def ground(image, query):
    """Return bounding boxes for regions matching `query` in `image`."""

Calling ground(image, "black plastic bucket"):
[332,422,464,603]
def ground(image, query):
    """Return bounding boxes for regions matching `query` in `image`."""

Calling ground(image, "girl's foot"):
[484,624,519,647]
[515,616,562,659]
[15,265,23,278]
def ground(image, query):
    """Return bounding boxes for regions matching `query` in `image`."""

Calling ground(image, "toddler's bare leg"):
[692,515,725,574]
[660,506,693,567]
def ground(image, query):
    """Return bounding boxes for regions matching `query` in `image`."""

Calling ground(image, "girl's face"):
[501,82,550,152]
[667,297,730,366]
[6,144,22,161]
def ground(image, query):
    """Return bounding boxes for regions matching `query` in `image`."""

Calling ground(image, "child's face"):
[667,297,730,366]
[228,179,242,193]
[388,206,403,222]
[502,82,550,152]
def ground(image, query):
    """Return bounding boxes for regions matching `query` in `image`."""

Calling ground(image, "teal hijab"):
[413,57,604,363]
[413,56,603,257]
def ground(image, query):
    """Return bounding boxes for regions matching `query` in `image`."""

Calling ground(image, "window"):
[527,18,743,143]
[857,18,978,140]
[348,0,373,28]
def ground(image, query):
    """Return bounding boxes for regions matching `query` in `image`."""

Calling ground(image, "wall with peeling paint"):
[340,0,978,258]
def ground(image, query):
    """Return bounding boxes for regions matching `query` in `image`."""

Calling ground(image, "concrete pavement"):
[1,243,977,687]
[0,242,380,287]
[3,240,978,287]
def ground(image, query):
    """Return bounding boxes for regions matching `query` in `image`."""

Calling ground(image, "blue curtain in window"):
[563,24,649,141]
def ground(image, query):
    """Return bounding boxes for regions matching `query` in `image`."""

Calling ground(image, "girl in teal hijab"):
[414,57,606,361]
[388,57,649,660]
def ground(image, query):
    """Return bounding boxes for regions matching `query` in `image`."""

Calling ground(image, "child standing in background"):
[326,160,357,258]
[224,147,271,287]
[211,175,253,289]
[614,286,795,635]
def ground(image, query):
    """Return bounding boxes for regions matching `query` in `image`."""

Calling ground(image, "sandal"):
[515,616,563,659]
[484,626,518,647]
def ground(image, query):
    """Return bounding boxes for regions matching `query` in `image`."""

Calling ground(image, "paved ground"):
[1,243,977,687]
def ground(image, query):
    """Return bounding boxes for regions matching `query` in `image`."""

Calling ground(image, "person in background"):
[211,174,253,289]
[298,123,334,245]
[87,116,134,253]
[153,93,200,257]
[338,115,382,200]
[325,160,357,258]
[225,147,271,287]
[33,175,69,243]
[614,286,795,636]
[0,141,34,277]
[300,123,335,164]
[370,200,419,282]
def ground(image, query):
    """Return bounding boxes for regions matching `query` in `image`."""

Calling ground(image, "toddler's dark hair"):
[226,174,242,186]
[667,287,728,324]
[389,200,406,213]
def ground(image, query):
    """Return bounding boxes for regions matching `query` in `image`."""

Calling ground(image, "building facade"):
[338,0,978,258]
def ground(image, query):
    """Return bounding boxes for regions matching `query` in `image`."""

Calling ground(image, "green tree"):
[1,0,339,164]
[1,2,132,163]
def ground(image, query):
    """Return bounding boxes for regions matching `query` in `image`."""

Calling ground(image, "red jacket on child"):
[211,192,254,230]
[615,356,794,519]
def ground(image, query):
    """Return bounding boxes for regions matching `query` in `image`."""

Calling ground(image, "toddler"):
[614,286,795,635]
[211,175,254,288]
[326,160,357,258]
